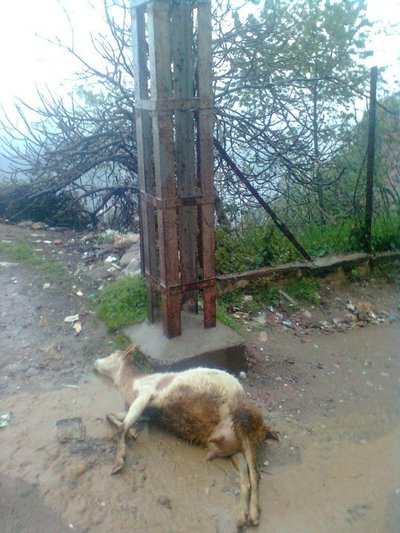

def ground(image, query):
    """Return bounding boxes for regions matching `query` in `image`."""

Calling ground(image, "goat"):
[94,343,278,529]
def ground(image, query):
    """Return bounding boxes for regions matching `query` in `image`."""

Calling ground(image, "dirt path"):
[1,223,399,532]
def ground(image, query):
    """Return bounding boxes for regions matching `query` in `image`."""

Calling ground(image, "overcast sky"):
[0,0,399,115]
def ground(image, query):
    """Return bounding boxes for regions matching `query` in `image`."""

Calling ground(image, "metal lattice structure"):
[130,0,216,338]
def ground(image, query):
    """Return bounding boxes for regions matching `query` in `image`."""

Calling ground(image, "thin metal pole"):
[365,66,378,253]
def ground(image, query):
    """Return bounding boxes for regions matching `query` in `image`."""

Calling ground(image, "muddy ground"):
[1,223,399,533]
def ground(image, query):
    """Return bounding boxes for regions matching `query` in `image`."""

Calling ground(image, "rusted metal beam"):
[197,1,216,329]
[214,138,312,263]
[364,66,378,253]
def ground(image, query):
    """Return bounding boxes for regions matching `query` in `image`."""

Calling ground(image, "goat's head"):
[94,342,138,381]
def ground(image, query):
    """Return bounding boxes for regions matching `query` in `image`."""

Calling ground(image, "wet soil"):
[1,223,399,532]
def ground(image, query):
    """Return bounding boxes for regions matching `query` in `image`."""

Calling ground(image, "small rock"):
[239,371,247,380]
[31,221,48,230]
[104,255,119,263]
[258,331,268,343]
[64,314,80,323]
[157,496,172,510]
[69,462,88,479]
[53,239,64,245]
[242,295,253,303]
[113,232,140,249]
[252,314,266,326]
[85,265,116,281]
[17,220,34,228]
[233,311,250,320]
[356,301,374,317]
[120,252,140,269]
[56,417,86,443]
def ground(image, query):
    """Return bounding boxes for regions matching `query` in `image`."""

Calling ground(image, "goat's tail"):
[231,400,278,447]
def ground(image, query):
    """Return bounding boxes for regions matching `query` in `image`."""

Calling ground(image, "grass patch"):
[0,240,67,282]
[96,275,147,332]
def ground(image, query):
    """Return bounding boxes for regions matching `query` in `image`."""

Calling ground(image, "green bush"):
[96,275,147,332]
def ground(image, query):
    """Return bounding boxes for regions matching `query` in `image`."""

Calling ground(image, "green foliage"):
[283,279,320,305]
[216,210,400,275]
[370,212,400,252]
[96,275,147,332]
[216,0,372,226]
[374,260,400,285]
[216,224,299,274]
[298,220,360,257]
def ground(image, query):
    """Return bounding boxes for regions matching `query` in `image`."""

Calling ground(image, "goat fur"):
[94,343,278,528]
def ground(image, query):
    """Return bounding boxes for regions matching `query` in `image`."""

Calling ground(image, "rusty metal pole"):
[364,66,378,253]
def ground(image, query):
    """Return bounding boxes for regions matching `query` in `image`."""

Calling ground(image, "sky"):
[0,0,399,116]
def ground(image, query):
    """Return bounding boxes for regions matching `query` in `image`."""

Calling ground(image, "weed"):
[283,279,320,305]
[217,278,320,324]
[216,304,244,335]
[96,275,147,332]
[373,260,400,285]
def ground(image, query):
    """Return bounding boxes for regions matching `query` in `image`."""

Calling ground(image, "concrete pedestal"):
[124,312,246,374]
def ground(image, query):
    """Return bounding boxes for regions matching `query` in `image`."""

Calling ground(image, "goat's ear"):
[121,341,139,359]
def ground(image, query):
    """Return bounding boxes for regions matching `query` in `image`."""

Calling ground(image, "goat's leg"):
[106,411,142,440]
[106,411,126,427]
[110,392,153,475]
[242,440,260,526]
[231,453,251,529]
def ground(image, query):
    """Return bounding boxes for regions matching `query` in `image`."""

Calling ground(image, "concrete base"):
[124,312,246,374]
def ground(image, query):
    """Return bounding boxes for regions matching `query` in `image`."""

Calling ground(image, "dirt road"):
[1,223,399,532]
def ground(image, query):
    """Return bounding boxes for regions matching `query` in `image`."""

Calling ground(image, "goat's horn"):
[121,341,138,359]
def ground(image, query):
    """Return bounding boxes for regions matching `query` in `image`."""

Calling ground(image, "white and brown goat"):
[94,343,278,528]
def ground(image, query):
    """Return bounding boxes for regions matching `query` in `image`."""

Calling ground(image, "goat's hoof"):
[110,462,124,475]
[128,427,140,440]
[248,508,260,526]
[236,514,249,530]
[106,413,122,429]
